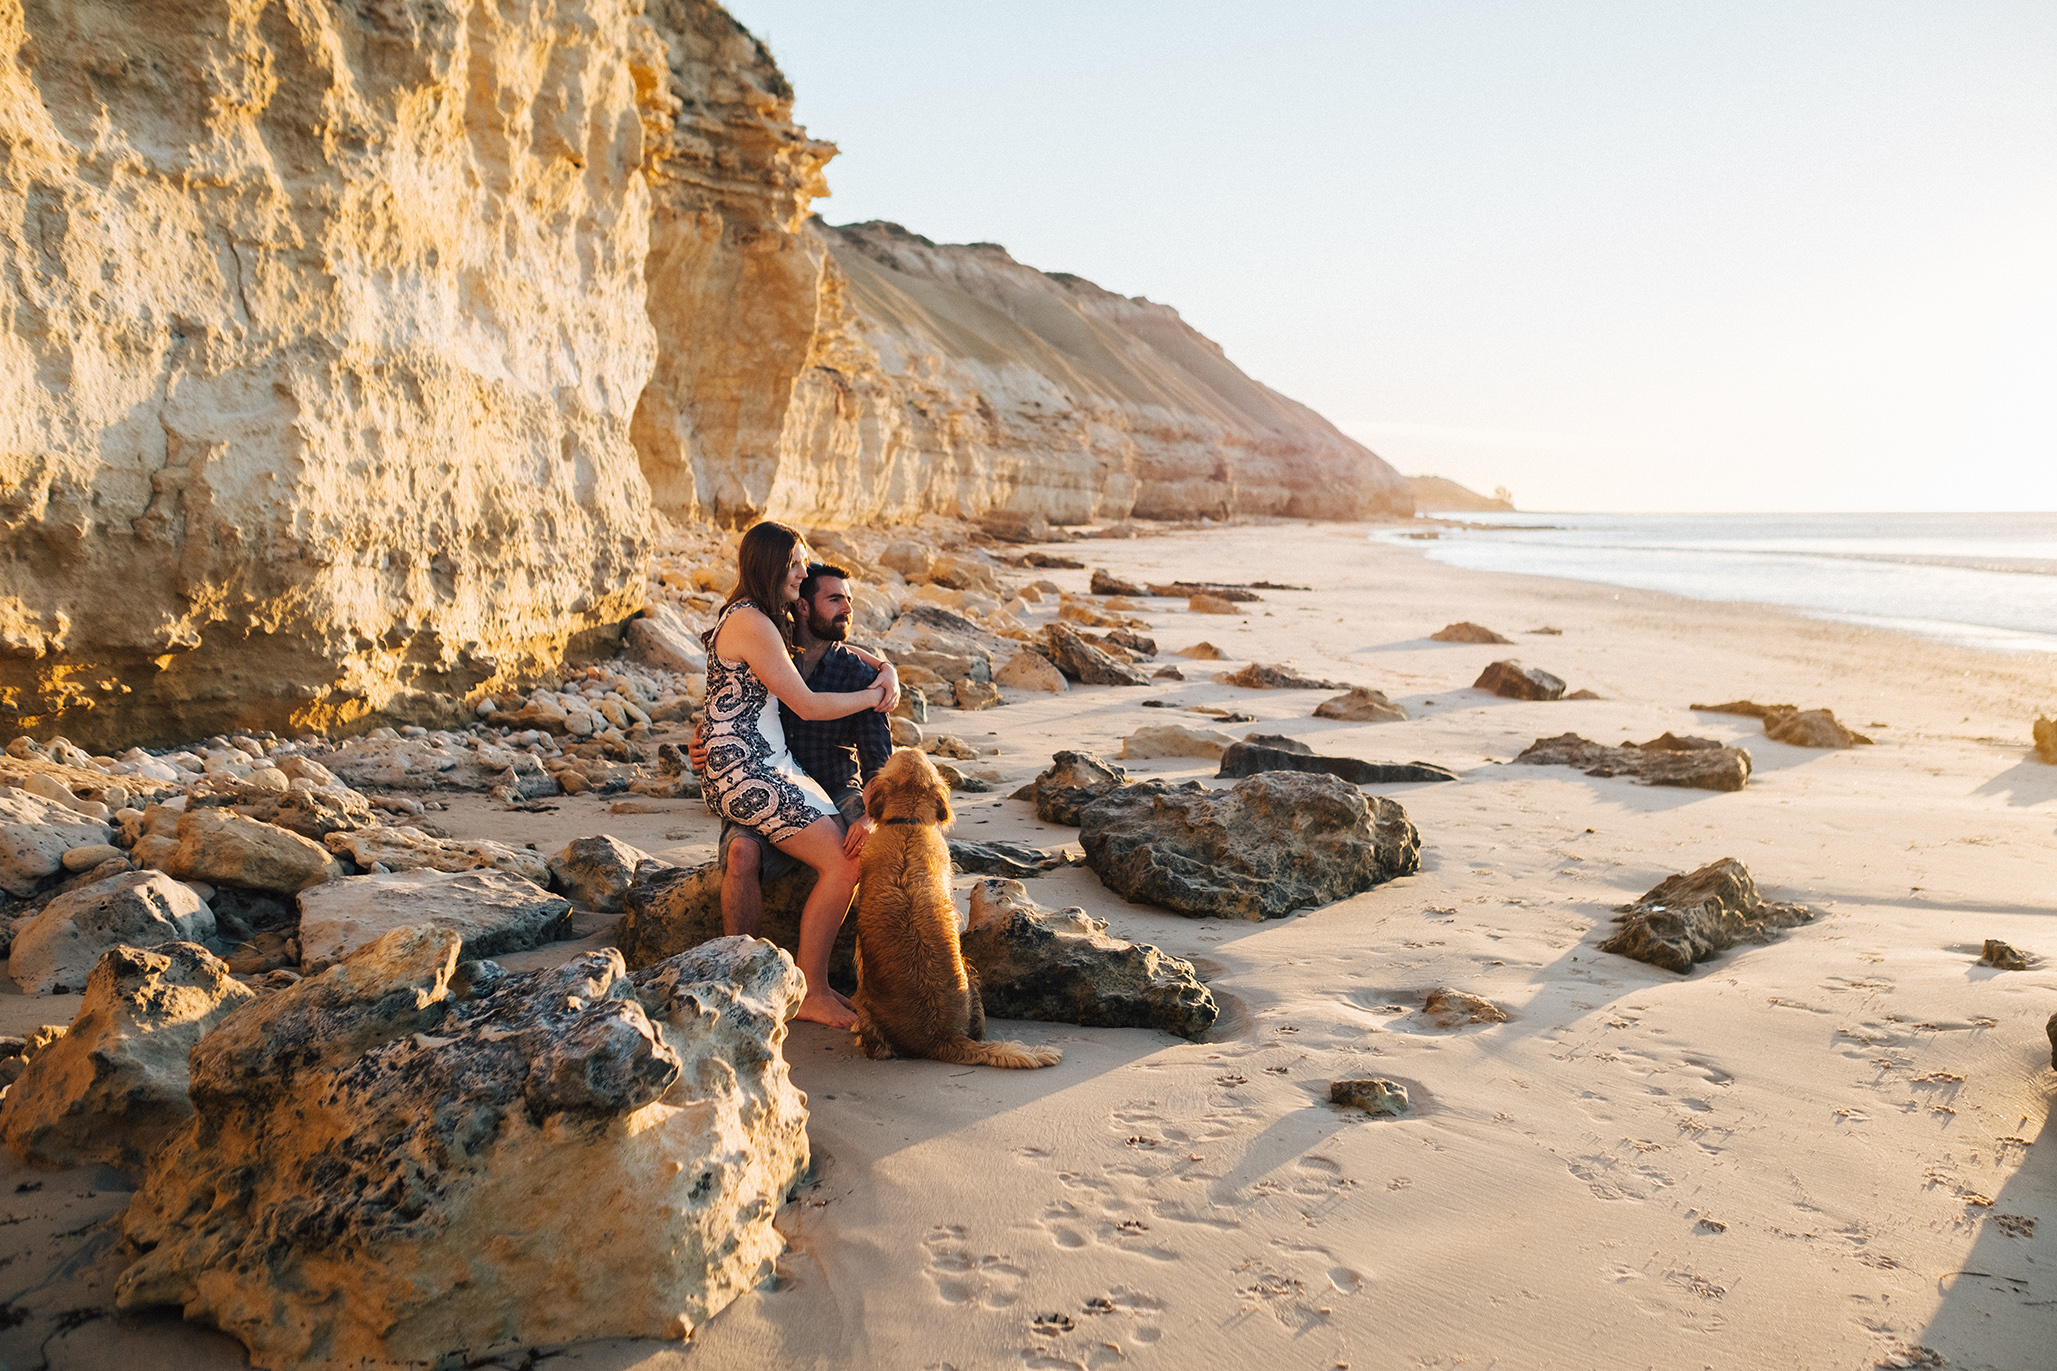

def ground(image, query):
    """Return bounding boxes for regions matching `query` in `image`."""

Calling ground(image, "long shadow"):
[1974,758,2057,808]
[1802,892,2057,919]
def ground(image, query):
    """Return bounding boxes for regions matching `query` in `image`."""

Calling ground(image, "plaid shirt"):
[780,643,892,811]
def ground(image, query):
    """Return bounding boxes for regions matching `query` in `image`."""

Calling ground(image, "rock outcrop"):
[1474,661,1567,701]
[1314,687,1408,722]
[617,860,858,989]
[116,926,811,1367]
[0,787,113,897]
[1513,733,1753,792]
[1217,742,1457,786]
[295,870,572,973]
[1599,858,1814,974]
[1016,751,1131,826]
[1691,700,1875,748]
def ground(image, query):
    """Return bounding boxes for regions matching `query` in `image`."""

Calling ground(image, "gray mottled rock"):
[1430,621,1512,644]
[1217,742,1458,785]
[1015,751,1132,826]
[1599,858,1814,974]
[166,807,344,894]
[116,925,809,1367]
[1241,733,1313,754]
[1331,1078,1410,1116]
[9,872,215,995]
[1,942,254,1175]
[1040,623,1151,686]
[296,869,572,973]
[325,826,551,885]
[1473,660,1566,701]
[617,861,857,990]
[961,880,1216,1040]
[1079,772,1420,920]
[1215,662,1348,690]
[1978,939,2031,971]
[0,788,115,898]
[947,839,1076,879]
[1513,733,1753,792]
[1313,687,1408,722]
[550,834,664,911]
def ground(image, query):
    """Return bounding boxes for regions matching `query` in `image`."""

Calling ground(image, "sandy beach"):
[4,519,2052,1371]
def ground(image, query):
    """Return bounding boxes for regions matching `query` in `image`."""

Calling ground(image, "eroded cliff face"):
[0,0,667,749]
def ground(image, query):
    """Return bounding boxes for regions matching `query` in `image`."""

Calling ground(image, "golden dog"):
[853,749,1061,1069]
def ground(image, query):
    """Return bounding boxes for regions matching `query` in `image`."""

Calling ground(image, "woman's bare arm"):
[840,643,901,712]
[716,608,885,721]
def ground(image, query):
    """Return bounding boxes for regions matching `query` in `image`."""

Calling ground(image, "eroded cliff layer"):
[0,0,666,749]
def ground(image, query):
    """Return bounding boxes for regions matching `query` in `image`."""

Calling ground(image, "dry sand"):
[4,520,2052,1370]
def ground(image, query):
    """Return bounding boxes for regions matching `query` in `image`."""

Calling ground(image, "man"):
[691,562,895,936]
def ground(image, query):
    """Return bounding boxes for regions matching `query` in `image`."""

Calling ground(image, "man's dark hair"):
[798,561,852,603]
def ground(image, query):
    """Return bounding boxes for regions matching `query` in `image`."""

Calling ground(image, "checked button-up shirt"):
[778,642,894,812]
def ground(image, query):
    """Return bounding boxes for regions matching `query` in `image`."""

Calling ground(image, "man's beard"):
[807,610,850,642]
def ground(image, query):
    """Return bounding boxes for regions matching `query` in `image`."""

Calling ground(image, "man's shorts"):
[719,790,864,882]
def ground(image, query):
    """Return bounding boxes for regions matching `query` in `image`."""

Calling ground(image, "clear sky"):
[721,1,2055,512]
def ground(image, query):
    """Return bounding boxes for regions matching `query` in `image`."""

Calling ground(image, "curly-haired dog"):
[853,748,1061,1069]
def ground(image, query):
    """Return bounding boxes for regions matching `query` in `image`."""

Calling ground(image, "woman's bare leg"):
[772,816,861,1029]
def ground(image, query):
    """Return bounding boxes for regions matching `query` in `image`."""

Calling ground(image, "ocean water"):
[1376,511,2057,654]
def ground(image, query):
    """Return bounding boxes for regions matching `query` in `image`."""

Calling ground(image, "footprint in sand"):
[923,1225,1029,1309]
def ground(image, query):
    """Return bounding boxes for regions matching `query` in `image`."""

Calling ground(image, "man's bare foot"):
[793,989,858,1030]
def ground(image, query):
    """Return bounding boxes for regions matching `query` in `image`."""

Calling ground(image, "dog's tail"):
[929,1036,1063,1070]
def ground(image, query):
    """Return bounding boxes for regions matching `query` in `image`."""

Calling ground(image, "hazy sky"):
[722,1,2054,512]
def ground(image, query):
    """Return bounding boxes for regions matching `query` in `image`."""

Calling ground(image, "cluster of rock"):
[1691,701,1875,748]
[1513,733,1754,792]
[1599,858,1814,973]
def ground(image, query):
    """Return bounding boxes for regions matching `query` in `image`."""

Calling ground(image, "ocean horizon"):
[1377,510,2057,655]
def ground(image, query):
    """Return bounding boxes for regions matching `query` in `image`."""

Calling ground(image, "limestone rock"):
[116,926,809,1367]
[1178,641,1225,659]
[1513,733,1753,792]
[1017,751,1132,826]
[549,835,664,913]
[995,651,1068,693]
[1430,622,1513,644]
[1473,661,1567,701]
[947,840,1077,879]
[188,783,380,841]
[1314,687,1409,722]
[1420,988,1509,1028]
[167,808,343,895]
[325,828,550,886]
[9,872,215,996]
[1978,939,2031,971]
[1217,742,1458,786]
[1089,570,1146,597]
[60,843,124,872]
[1079,772,1420,920]
[617,862,857,990]
[1330,1079,1411,1116]
[1216,663,1349,690]
[1763,707,1874,749]
[321,734,559,794]
[1086,627,1158,658]
[1040,625,1151,686]
[961,880,1216,1040]
[296,870,573,974]
[890,716,925,748]
[1599,858,1814,974]
[1,942,254,1175]
[1188,593,1241,614]
[625,607,710,677]
[0,789,115,898]
[954,678,1004,710]
[1121,724,1238,761]
[2035,716,2056,764]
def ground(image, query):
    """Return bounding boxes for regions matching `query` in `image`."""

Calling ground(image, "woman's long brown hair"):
[720,520,805,652]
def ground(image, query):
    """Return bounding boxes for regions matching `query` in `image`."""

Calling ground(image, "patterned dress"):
[699,600,841,844]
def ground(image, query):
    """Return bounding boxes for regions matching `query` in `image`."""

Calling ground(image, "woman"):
[701,521,896,1028]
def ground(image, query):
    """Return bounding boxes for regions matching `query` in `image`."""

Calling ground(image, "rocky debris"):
[1189,593,1241,614]
[1512,733,1753,792]
[164,808,343,895]
[1473,660,1567,701]
[116,927,810,1366]
[1,942,254,1175]
[995,650,1068,692]
[1763,707,1873,749]
[947,840,1077,880]
[961,880,1217,1040]
[1178,642,1225,659]
[1039,624,1152,686]
[1599,858,1814,974]
[1420,988,1509,1028]
[10,872,215,995]
[1217,743,1457,786]
[1089,569,1146,597]
[1121,724,1238,761]
[186,781,380,840]
[1148,582,1262,602]
[296,870,572,973]
[1314,687,1408,722]
[1430,622,1513,644]
[0,788,115,898]
[549,836,666,913]
[624,605,709,677]
[1079,772,1420,920]
[325,828,550,885]
[617,862,857,990]
[1978,939,2031,971]
[1015,752,1132,826]
[1330,1079,1411,1117]
[2036,717,2057,764]
[1216,663,1349,690]
[328,727,582,792]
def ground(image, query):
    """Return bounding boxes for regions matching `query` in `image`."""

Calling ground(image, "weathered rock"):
[1420,988,1509,1028]
[1040,624,1152,686]
[1016,752,1131,826]
[1216,663,1348,690]
[981,512,1051,543]
[625,606,709,678]
[549,835,664,913]
[1473,660,1567,701]
[1120,724,1238,761]
[617,862,857,990]
[889,716,925,747]
[1178,641,1225,660]
[1152,665,1185,681]
[321,734,560,794]
[60,843,124,872]
[116,926,809,1366]
[1598,858,1814,974]
[1330,1078,1411,1116]
[1430,622,1513,644]
[2035,717,2057,764]
[1189,593,1241,614]
[1762,707,1874,749]
[1314,687,1408,722]
[1089,628,1158,658]
[9,872,215,996]
[0,789,115,897]
[1512,733,1753,792]
[1636,732,1722,751]
[947,840,1076,879]
[995,650,1068,693]
[187,782,380,840]
[296,870,572,973]
[924,735,979,761]
[1689,700,1792,719]
[1150,583,1262,602]
[324,828,551,886]
[1090,570,1146,597]
[1217,742,1457,786]
[167,808,343,895]
[1079,772,1420,920]
[954,678,1004,710]
[1,942,254,1175]
[961,880,1216,1040]
[1978,939,2031,971]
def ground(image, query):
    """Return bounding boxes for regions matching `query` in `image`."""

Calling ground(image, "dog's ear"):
[863,770,887,820]
[931,778,953,827]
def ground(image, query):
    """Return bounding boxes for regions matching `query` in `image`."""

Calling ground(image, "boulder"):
[1978,939,2031,971]
[1188,593,1241,614]
[187,782,380,840]
[2035,716,2056,764]
[625,606,709,676]
[0,788,115,897]
[1473,660,1566,701]
[549,835,663,912]
[1314,687,1408,722]
[995,650,1068,693]
[1120,724,1238,761]
[1762,707,1873,749]
[1,942,254,1175]
[295,870,572,973]
[116,927,810,1367]
[981,512,1051,543]
[616,862,857,990]
[325,827,551,885]
[924,735,979,761]
[1152,665,1185,681]
[1240,733,1311,754]
[1015,751,1131,826]
[167,808,344,894]
[1216,663,1349,690]
[947,840,1077,879]
[879,540,937,577]
[1079,772,1420,920]
[1089,569,1146,597]
[1089,627,1158,658]
[1217,742,1457,786]
[890,716,925,747]
[60,843,124,871]
[1598,858,1814,974]
[1330,1079,1410,1117]
[961,880,1216,1040]
[1039,624,1151,686]
[9,872,215,996]
[1177,641,1225,660]
[1420,988,1508,1028]
[1430,622,1512,644]
[954,678,1004,710]
[1512,733,1753,792]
